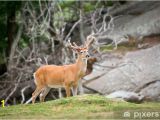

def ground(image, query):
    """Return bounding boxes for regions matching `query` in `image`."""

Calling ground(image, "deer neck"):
[76,55,87,77]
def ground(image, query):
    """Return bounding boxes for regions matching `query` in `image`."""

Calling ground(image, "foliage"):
[0,1,21,54]
[0,1,111,58]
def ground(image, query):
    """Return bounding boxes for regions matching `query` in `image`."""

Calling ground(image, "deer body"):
[32,38,94,103]
[34,56,87,90]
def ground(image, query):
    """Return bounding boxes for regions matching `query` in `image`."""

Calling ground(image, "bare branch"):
[5,73,22,105]
[21,85,30,104]
[64,19,81,42]
[25,97,32,104]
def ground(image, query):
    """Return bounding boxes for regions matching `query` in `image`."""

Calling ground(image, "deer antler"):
[73,42,79,48]
[68,39,80,51]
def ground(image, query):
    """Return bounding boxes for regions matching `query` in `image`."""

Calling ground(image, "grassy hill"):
[0,94,160,119]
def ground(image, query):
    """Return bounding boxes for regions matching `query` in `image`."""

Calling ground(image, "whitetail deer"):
[32,36,95,103]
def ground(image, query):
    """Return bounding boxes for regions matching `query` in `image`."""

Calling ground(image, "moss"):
[100,43,138,53]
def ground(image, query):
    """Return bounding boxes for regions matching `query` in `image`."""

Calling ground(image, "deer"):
[32,36,95,103]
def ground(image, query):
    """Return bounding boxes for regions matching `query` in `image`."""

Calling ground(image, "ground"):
[0,94,160,119]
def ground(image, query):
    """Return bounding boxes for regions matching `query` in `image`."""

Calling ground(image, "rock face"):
[80,2,160,46]
[83,44,160,101]
[99,4,160,44]
[99,1,160,43]
[139,80,160,101]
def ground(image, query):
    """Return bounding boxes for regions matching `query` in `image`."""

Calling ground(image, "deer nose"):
[86,54,90,58]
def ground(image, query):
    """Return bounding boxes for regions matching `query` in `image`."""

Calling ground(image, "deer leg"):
[78,79,84,95]
[32,86,44,104]
[65,85,71,97]
[39,87,51,102]
[58,88,63,99]
[72,84,78,96]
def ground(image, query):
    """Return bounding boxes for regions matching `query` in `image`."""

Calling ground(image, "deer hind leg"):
[39,87,51,102]
[32,86,44,104]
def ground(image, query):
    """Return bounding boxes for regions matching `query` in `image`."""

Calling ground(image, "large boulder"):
[84,44,160,101]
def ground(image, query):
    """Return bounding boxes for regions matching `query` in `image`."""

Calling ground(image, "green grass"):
[0,94,160,119]
[100,43,138,53]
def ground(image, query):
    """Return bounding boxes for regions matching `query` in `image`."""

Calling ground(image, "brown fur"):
[32,36,95,103]
[86,57,97,75]
[32,52,88,103]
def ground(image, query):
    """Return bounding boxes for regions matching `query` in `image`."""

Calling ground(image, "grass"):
[0,94,160,119]
[100,43,138,54]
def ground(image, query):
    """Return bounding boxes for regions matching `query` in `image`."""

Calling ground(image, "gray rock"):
[139,80,160,101]
[106,90,144,103]
[101,6,160,44]
[84,45,160,101]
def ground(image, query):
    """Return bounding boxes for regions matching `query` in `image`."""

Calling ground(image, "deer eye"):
[80,51,83,53]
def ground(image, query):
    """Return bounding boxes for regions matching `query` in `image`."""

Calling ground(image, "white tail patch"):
[33,73,37,85]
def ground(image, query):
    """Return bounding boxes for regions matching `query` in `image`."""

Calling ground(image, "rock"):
[100,6,160,44]
[106,90,144,103]
[84,45,160,101]
[139,80,160,101]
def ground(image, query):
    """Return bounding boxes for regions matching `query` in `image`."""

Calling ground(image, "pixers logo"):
[133,111,160,119]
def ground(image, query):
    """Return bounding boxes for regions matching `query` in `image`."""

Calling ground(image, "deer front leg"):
[78,79,84,95]
[72,84,78,96]
[65,85,71,97]
[58,88,63,98]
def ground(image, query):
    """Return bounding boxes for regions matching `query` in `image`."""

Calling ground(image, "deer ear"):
[71,47,81,53]
[76,48,81,52]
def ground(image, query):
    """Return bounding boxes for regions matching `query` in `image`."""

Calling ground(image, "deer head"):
[68,36,95,59]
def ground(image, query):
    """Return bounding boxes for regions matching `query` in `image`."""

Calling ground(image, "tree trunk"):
[6,6,16,57]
